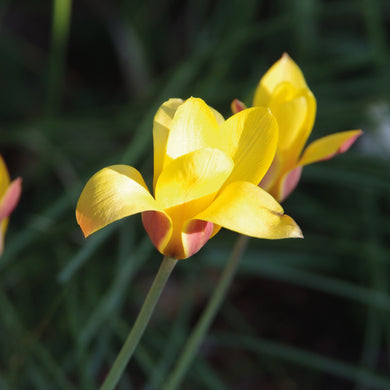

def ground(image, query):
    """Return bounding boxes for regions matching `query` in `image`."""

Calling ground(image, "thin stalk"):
[46,0,72,118]
[100,256,178,390]
[162,235,250,390]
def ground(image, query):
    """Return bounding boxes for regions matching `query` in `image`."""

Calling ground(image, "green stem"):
[100,256,178,390]
[46,0,72,118]
[162,235,250,390]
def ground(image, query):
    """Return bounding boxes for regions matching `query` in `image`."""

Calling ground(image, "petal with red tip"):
[142,210,173,256]
[276,166,303,203]
[231,99,247,114]
[298,130,363,167]
[181,219,214,259]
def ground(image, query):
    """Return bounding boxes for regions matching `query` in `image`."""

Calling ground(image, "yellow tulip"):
[0,155,22,255]
[76,97,302,260]
[232,53,362,202]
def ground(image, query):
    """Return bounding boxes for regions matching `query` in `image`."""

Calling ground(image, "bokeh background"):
[1,0,390,389]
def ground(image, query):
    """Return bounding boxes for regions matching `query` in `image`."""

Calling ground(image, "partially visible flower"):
[232,53,362,202]
[76,97,302,260]
[0,155,22,255]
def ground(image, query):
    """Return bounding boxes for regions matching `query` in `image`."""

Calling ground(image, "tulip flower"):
[232,53,362,202]
[0,155,22,255]
[76,97,302,260]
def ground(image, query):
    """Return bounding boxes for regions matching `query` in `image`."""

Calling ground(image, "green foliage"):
[0,0,389,388]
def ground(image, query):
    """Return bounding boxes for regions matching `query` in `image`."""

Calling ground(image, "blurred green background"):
[1,0,390,389]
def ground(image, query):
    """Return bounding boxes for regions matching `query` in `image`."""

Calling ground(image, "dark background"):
[0,0,389,389]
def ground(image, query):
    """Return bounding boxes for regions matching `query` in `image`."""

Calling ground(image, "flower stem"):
[100,255,178,390]
[162,235,250,390]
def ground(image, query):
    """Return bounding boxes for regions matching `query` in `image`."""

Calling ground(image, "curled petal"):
[153,98,184,189]
[165,97,222,164]
[220,107,278,186]
[194,181,303,239]
[253,53,309,107]
[155,148,234,209]
[0,178,22,222]
[76,165,164,237]
[231,99,247,114]
[298,130,363,167]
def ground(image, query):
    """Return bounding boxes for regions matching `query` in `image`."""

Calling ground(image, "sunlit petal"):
[165,97,222,165]
[253,53,308,107]
[153,98,184,190]
[194,181,303,239]
[269,84,316,156]
[220,107,278,186]
[76,165,165,237]
[298,130,363,167]
[155,148,234,209]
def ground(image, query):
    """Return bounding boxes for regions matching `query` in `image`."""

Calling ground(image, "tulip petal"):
[155,148,234,209]
[298,130,363,167]
[0,178,22,222]
[277,166,303,203]
[153,98,184,189]
[210,107,225,125]
[165,97,222,164]
[269,84,316,157]
[76,165,166,237]
[231,99,247,114]
[253,53,308,107]
[220,107,278,186]
[181,219,214,259]
[194,181,303,239]
[142,210,173,256]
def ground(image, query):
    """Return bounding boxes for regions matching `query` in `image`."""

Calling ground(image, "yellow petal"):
[253,53,309,107]
[269,83,316,156]
[165,97,222,165]
[298,130,363,167]
[153,98,184,190]
[0,155,10,198]
[76,165,165,237]
[220,107,278,186]
[155,148,234,209]
[194,181,303,239]
[210,106,225,125]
